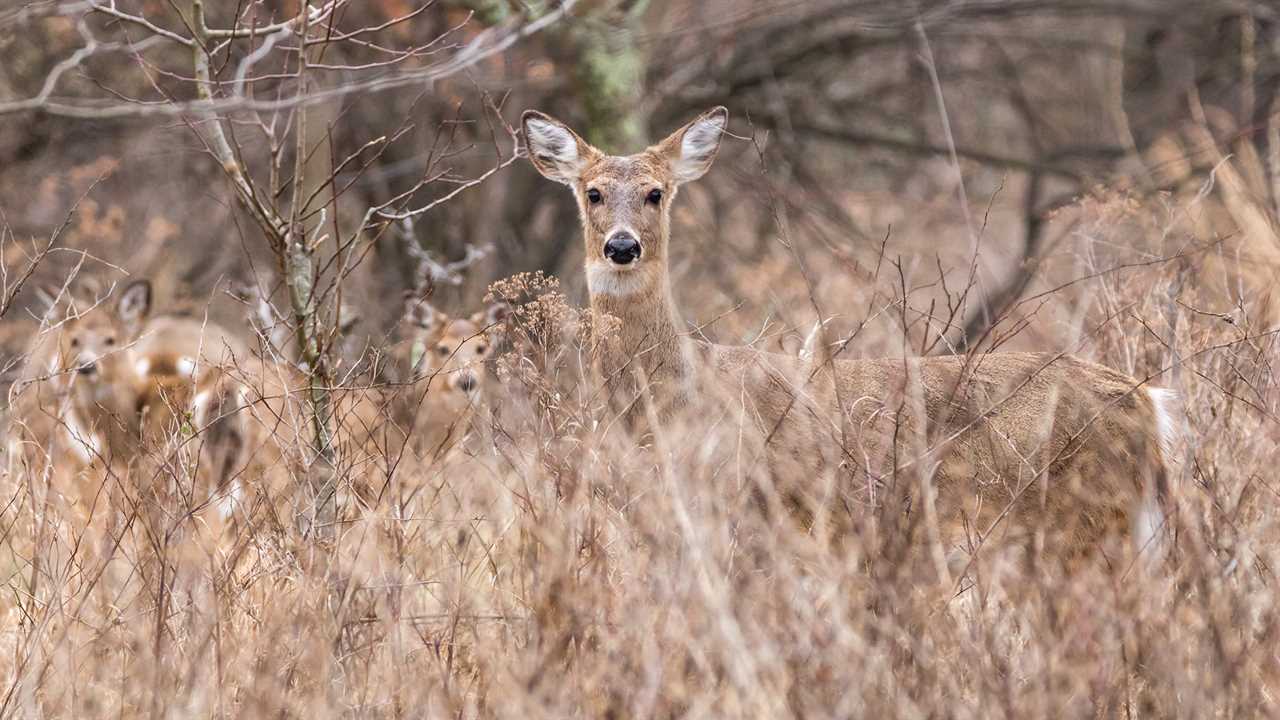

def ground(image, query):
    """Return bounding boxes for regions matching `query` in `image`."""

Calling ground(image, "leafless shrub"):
[7,1,1280,717]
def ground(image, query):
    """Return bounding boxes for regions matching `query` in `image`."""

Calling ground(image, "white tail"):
[1134,386,1182,564]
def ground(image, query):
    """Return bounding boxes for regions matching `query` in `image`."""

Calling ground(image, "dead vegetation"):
[4,1,1280,718]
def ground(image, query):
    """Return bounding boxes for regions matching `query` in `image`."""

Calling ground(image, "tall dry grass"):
[2,184,1280,719]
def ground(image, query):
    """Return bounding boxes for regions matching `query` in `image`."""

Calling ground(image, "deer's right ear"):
[401,290,439,331]
[117,279,152,332]
[522,110,595,186]
[34,283,61,319]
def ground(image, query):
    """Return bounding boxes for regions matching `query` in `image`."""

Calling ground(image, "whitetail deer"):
[139,363,252,524]
[8,278,251,526]
[10,279,157,475]
[131,300,249,514]
[390,289,507,459]
[523,106,1179,574]
[180,291,509,524]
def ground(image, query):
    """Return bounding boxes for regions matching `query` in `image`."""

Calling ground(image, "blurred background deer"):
[8,277,251,532]
[389,288,508,460]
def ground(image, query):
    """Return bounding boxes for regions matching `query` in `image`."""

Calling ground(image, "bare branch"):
[86,0,194,46]
[0,1,579,118]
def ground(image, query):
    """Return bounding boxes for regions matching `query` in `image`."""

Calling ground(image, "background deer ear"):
[523,110,598,185]
[654,106,728,184]
[401,289,440,331]
[117,279,152,332]
[472,301,510,330]
[33,283,63,321]
[70,275,103,307]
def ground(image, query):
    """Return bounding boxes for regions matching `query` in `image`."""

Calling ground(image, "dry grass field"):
[3,1,1280,718]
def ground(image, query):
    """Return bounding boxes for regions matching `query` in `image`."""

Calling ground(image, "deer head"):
[48,279,151,395]
[522,107,728,298]
[398,290,508,401]
[33,278,152,461]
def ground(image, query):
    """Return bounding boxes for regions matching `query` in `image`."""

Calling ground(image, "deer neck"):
[587,262,698,403]
[70,366,146,459]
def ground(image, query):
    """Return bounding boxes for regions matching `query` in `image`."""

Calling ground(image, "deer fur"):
[8,278,253,529]
[10,279,157,477]
[197,293,508,524]
[390,289,507,460]
[523,106,1178,573]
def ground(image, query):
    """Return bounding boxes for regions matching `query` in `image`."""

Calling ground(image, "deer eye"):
[647,188,663,205]
[105,337,116,347]
[475,344,487,355]
[70,338,80,348]
[436,346,450,357]
[586,188,602,205]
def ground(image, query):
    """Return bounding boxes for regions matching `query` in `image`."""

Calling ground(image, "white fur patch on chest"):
[216,479,243,522]
[586,263,647,297]
[62,406,101,464]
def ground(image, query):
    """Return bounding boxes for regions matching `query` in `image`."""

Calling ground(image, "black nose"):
[458,374,478,393]
[603,233,641,265]
[78,363,97,376]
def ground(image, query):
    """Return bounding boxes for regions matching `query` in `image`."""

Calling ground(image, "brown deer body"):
[522,107,1178,572]
[9,280,157,479]
[193,294,507,524]
[8,279,253,531]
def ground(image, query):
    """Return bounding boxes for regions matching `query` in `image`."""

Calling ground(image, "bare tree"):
[0,0,574,540]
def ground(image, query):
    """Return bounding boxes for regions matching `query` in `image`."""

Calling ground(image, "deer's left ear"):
[474,301,510,329]
[472,302,510,343]
[653,106,728,184]
[33,283,64,322]
[117,279,152,332]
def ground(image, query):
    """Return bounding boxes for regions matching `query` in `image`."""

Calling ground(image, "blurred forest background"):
[4,0,1279,370]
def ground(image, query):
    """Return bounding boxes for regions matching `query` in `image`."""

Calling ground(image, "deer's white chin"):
[587,262,647,297]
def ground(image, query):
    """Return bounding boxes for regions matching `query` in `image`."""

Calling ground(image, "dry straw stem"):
[8,4,1280,717]
[6,171,1280,720]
